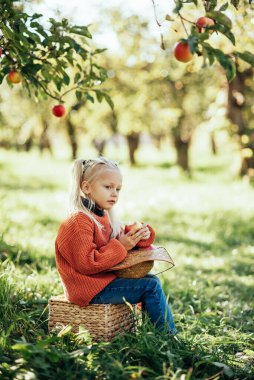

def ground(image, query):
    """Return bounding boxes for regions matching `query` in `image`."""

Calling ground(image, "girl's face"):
[81,168,122,210]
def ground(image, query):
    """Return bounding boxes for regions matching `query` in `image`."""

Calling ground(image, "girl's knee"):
[145,274,161,285]
[145,277,163,293]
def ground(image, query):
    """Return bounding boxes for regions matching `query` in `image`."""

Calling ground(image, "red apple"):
[7,70,22,84]
[0,48,3,57]
[125,221,143,235]
[174,41,193,63]
[196,16,215,33]
[52,104,66,117]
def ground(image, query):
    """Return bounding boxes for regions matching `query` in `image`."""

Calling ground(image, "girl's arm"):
[56,216,127,275]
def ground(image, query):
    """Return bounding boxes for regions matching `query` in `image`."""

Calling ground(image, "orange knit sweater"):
[55,211,155,306]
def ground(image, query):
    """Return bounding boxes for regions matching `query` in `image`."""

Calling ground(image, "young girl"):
[55,157,176,334]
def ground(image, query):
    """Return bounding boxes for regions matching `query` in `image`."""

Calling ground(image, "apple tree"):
[0,0,112,117]
[156,0,254,81]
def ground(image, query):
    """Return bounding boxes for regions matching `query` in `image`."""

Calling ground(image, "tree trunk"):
[173,137,190,172]
[23,133,34,152]
[210,132,217,155]
[39,119,53,155]
[227,67,253,176]
[151,133,163,149]
[126,132,140,165]
[92,137,107,156]
[66,118,78,159]
[172,117,191,172]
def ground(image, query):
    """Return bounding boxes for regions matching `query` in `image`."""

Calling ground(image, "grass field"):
[0,147,253,380]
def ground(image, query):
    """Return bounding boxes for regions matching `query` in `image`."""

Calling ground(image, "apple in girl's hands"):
[119,221,151,251]
[125,221,143,235]
[125,222,150,240]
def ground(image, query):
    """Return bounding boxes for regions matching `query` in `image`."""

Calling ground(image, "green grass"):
[0,148,253,380]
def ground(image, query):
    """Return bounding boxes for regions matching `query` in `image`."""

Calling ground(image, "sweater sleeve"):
[136,224,156,248]
[57,216,127,275]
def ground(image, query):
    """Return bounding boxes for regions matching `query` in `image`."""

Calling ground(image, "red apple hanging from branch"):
[196,16,215,33]
[174,41,193,62]
[7,70,22,84]
[52,104,66,118]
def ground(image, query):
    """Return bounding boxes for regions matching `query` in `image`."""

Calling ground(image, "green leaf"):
[213,49,236,81]
[224,30,235,45]
[61,18,69,28]
[191,26,210,42]
[75,90,82,102]
[188,35,198,54]
[206,11,232,29]
[69,26,92,38]
[173,0,183,13]
[212,23,235,45]
[30,13,43,21]
[230,0,240,9]
[165,14,174,22]
[63,73,70,85]
[2,24,15,39]
[22,64,43,75]
[86,93,94,103]
[74,72,81,83]
[236,51,254,66]
[65,52,74,66]
[54,77,63,92]
[30,21,49,38]
[202,45,215,65]
[101,92,114,110]
[27,31,41,44]
[219,2,228,11]
[95,90,103,103]
[92,48,107,55]
[206,0,217,10]
[57,325,72,337]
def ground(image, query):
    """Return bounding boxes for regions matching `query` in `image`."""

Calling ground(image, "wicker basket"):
[48,295,136,341]
[114,261,154,278]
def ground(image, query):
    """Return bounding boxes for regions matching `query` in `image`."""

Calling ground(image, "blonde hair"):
[69,157,122,238]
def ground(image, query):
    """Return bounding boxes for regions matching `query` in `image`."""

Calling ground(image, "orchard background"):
[0,1,254,379]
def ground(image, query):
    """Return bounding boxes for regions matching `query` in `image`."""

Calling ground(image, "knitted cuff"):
[136,225,155,248]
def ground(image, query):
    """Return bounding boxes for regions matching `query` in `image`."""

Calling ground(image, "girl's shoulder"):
[60,211,93,228]
[59,211,108,231]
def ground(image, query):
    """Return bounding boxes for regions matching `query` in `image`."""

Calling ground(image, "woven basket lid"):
[106,245,175,272]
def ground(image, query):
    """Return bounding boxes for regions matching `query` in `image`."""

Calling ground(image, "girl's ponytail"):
[69,158,84,213]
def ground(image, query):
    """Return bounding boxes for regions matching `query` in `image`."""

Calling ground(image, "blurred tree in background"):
[0,0,254,177]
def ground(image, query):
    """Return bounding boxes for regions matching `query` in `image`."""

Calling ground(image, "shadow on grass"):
[230,257,254,276]
[129,161,174,170]
[1,179,59,192]
[154,209,254,252]
[193,161,228,174]
[1,171,60,192]
[0,236,56,270]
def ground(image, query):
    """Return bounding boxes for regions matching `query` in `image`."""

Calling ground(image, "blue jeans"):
[90,274,177,334]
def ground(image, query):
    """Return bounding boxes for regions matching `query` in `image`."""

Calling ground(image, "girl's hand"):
[118,228,147,251]
[140,223,151,240]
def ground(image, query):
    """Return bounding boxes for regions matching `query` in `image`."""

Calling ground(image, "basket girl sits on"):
[55,157,176,334]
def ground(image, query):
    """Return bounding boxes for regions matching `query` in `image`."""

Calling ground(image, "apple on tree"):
[196,16,215,33]
[7,70,22,84]
[0,48,3,57]
[174,41,193,63]
[52,104,66,117]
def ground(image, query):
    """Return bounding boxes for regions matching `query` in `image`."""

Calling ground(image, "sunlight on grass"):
[0,148,253,379]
